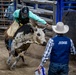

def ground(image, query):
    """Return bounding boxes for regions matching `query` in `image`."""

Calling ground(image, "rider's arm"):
[13,9,20,22]
[29,11,47,25]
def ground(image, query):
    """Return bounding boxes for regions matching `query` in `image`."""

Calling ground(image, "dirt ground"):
[0,40,76,75]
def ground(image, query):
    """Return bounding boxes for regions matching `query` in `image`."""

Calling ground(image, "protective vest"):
[50,35,71,64]
[17,10,29,25]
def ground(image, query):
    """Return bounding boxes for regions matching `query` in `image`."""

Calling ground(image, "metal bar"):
[0,4,13,6]
[30,8,53,15]
[0,1,13,2]
[23,0,57,5]
[64,10,76,12]
[35,4,38,9]
[13,0,17,10]
[64,6,76,8]
[56,0,60,22]
[0,12,13,14]
[64,2,76,4]
[53,1,57,24]
[60,0,64,21]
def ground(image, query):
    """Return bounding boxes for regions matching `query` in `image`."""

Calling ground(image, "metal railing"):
[22,0,57,25]
[0,0,57,29]
[0,0,13,29]
[56,0,76,22]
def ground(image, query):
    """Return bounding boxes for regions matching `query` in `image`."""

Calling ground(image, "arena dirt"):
[0,40,76,75]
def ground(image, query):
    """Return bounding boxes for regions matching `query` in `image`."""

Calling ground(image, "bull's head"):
[33,26,47,46]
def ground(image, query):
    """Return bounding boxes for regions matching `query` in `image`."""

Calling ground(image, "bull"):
[5,24,46,70]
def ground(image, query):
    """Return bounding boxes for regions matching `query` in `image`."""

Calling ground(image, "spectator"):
[4,1,21,20]
[4,3,14,20]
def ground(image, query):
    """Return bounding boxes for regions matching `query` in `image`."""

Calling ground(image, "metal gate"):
[0,0,14,29]
[57,0,76,22]
[57,0,76,46]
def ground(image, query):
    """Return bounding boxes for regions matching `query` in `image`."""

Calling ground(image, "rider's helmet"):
[20,6,29,18]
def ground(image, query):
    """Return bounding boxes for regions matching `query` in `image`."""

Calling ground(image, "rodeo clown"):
[6,6,50,53]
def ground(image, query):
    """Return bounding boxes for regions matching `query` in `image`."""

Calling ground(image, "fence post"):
[53,2,57,24]
[56,0,63,22]
[60,0,64,21]
[13,0,17,10]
